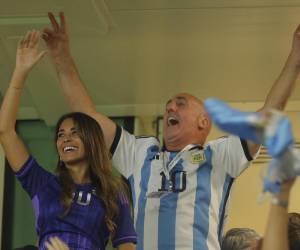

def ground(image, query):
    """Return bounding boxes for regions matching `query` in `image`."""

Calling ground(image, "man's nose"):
[166,101,177,113]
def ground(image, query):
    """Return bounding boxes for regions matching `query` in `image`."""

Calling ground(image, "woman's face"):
[56,118,86,165]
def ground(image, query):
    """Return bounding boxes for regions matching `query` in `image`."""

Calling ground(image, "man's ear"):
[197,114,209,130]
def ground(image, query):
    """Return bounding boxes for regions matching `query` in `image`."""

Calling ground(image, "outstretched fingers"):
[18,31,32,49]
[18,36,25,49]
[48,12,60,31]
[295,24,300,38]
[24,31,32,48]
[28,30,40,48]
[18,30,42,50]
[59,12,66,32]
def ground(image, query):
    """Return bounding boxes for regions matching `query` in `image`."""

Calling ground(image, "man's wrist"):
[271,196,289,208]
[52,50,72,62]
[287,51,300,69]
[272,188,290,208]
[52,54,77,75]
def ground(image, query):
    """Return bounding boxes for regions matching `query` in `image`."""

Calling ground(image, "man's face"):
[163,93,209,148]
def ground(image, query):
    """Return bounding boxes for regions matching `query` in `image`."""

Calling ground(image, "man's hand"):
[204,98,262,143]
[290,24,300,64]
[43,12,70,59]
[15,30,47,75]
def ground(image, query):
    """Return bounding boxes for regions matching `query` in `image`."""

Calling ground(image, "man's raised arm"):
[43,12,116,148]
[247,24,300,156]
[262,24,300,111]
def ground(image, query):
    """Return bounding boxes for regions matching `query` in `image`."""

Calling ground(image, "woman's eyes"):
[57,130,79,138]
[57,132,64,138]
[72,130,78,136]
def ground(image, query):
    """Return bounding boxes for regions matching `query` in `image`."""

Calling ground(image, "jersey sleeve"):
[110,126,136,178]
[111,125,159,178]
[15,155,53,198]
[111,192,137,247]
[208,135,257,178]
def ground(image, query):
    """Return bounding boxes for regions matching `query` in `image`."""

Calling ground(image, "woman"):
[0,31,136,250]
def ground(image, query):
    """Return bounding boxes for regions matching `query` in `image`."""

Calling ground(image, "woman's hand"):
[45,237,69,250]
[15,30,47,74]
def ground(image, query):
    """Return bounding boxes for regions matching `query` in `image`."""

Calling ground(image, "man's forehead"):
[166,93,203,106]
[166,95,186,104]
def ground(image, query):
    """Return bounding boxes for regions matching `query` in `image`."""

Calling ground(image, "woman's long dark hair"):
[55,112,123,234]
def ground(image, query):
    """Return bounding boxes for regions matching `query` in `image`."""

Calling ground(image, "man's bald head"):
[163,93,212,151]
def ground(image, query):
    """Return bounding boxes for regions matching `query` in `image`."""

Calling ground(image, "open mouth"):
[63,146,78,152]
[168,116,179,126]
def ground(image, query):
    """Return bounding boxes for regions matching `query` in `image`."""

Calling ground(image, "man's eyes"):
[177,101,186,106]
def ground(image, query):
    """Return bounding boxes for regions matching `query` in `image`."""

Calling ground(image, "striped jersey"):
[111,126,253,250]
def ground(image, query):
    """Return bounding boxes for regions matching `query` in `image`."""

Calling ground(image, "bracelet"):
[9,85,23,90]
[271,197,289,208]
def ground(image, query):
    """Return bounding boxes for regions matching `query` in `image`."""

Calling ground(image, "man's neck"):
[165,141,204,152]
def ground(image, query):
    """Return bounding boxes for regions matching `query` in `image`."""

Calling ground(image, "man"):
[42,12,300,250]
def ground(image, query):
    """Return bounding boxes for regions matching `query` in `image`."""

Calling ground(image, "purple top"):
[15,156,137,250]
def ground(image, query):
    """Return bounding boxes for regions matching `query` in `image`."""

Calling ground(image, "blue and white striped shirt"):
[111,126,252,250]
